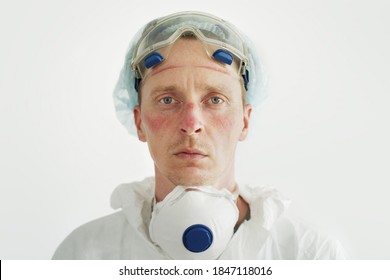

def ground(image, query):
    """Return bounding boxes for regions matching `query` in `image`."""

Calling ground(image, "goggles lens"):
[131,12,249,80]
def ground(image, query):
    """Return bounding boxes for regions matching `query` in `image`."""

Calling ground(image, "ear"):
[239,104,252,141]
[133,105,146,142]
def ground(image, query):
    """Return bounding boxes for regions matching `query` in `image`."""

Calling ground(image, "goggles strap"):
[242,69,249,91]
[135,78,142,92]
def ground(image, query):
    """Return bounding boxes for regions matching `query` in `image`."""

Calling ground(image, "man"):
[52,11,346,259]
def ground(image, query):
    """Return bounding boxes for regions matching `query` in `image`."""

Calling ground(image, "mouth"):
[174,148,207,160]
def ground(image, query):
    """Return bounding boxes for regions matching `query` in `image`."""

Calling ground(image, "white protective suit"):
[52,177,347,259]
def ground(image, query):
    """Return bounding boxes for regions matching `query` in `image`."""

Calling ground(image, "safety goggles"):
[131,11,250,91]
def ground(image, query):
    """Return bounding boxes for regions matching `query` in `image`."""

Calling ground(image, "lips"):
[174,148,207,159]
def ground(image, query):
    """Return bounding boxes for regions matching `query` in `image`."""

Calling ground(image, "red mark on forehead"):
[151,65,182,76]
[196,65,229,75]
[151,64,233,77]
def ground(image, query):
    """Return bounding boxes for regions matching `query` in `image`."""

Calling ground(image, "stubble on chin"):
[167,170,213,187]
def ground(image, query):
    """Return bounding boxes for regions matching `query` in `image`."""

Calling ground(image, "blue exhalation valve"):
[144,52,164,69]
[182,224,213,253]
[212,49,233,65]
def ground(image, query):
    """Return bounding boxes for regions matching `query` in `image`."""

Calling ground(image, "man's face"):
[134,39,251,196]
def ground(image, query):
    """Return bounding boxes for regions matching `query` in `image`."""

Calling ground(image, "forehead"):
[141,39,242,92]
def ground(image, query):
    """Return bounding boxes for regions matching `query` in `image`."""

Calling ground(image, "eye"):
[209,97,224,104]
[160,97,174,104]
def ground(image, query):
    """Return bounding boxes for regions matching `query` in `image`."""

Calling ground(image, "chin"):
[168,170,214,187]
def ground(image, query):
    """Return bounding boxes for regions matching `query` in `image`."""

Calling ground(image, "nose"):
[180,103,204,135]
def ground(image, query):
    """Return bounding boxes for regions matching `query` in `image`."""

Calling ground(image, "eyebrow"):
[149,83,233,98]
[149,85,179,97]
[202,84,236,96]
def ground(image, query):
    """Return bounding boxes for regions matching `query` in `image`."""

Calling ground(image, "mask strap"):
[231,185,240,201]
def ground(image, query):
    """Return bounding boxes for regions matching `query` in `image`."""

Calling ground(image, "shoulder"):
[238,183,347,260]
[265,216,348,259]
[53,177,155,260]
[52,211,128,260]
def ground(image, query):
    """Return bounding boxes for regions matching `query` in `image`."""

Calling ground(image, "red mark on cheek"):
[143,114,170,133]
[212,114,235,130]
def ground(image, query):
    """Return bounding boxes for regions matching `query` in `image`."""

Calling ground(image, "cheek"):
[142,113,172,135]
[215,116,234,130]
[211,111,241,133]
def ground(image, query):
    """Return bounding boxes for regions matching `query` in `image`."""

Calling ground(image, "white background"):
[0,0,389,259]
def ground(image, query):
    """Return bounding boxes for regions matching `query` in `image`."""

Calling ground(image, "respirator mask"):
[149,185,239,259]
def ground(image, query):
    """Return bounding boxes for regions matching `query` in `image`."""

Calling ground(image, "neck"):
[154,170,250,229]
[235,195,250,230]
